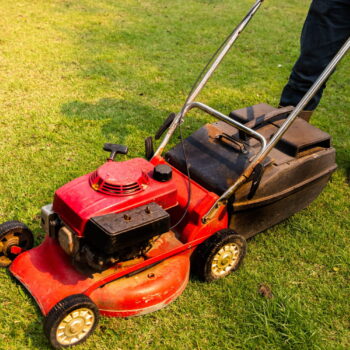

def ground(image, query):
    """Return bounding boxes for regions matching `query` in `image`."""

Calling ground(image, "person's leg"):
[280,0,350,114]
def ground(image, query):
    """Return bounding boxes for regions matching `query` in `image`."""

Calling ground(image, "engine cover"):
[84,202,170,255]
[52,158,178,236]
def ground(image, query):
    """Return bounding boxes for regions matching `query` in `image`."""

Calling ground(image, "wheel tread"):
[44,294,99,349]
[0,220,34,267]
[192,229,247,282]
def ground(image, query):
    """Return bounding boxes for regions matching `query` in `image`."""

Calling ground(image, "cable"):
[168,26,238,230]
[169,122,192,230]
[180,26,239,116]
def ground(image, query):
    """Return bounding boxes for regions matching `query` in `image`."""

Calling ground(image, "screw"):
[123,214,131,221]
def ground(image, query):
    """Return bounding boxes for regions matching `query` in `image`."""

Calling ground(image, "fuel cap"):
[153,164,172,182]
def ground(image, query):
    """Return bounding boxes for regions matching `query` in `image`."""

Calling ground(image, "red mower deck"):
[10,232,190,317]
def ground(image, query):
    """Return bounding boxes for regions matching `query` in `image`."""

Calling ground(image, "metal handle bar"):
[203,36,350,223]
[154,0,264,157]
[183,102,267,148]
[183,0,264,107]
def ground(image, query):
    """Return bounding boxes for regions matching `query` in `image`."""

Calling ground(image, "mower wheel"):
[192,229,247,282]
[0,221,34,267]
[44,294,99,349]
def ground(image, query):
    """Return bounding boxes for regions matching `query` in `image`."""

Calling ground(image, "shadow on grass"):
[61,98,169,141]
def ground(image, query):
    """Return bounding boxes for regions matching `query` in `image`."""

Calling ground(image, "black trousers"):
[279,0,350,111]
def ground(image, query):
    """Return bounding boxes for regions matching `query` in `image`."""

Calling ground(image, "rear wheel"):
[192,229,247,282]
[44,294,99,349]
[0,221,34,267]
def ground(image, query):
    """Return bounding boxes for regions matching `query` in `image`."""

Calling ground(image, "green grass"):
[0,0,349,349]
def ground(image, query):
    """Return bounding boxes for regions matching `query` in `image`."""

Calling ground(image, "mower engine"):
[40,148,178,271]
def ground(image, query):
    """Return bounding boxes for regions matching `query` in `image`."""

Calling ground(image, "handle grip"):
[103,143,128,161]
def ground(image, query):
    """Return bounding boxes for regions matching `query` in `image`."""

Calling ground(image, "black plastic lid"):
[153,164,172,182]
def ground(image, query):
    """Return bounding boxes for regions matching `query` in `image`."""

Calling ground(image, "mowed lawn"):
[0,0,349,349]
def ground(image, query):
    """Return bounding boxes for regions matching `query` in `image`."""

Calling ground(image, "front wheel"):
[44,294,100,349]
[0,221,34,267]
[192,229,247,282]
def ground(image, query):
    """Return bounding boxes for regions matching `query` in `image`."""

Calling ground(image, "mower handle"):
[154,0,264,157]
[181,0,264,110]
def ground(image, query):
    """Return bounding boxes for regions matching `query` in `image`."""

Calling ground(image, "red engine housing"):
[53,158,178,236]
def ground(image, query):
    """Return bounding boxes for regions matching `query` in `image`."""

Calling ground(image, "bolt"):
[123,214,131,221]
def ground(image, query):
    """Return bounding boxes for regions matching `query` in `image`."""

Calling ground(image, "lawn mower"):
[1,0,349,348]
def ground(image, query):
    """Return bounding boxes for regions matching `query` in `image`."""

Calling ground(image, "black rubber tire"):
[0,220,34,267]
[192,229,247,282]
[145,136,154,160]
[44,294,100,349]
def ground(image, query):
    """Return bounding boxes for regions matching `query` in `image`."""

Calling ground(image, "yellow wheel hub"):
[211,243,240,277]
[0,232,20,267]
[56,308,95,346]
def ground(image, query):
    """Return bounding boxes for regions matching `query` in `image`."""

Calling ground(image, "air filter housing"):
[84,202,170,254]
